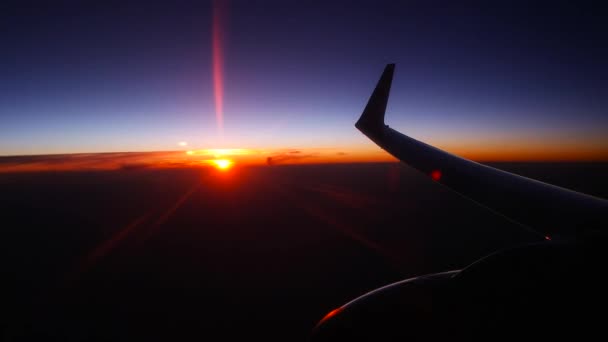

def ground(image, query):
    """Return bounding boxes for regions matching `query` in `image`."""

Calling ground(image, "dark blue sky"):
[1,1,607,159]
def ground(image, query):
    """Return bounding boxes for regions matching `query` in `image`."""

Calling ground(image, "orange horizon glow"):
[0,144,607,173]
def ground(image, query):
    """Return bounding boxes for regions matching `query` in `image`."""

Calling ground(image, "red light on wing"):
[431,169,442,181]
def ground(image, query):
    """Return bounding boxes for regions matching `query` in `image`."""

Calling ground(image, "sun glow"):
[184,148,252,157]
[209,149,251,157]
[211,159,233,170]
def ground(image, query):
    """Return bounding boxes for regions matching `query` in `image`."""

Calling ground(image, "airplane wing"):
[356,64,607,238]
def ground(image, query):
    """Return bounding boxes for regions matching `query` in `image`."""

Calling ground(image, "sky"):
[1,0,607,161]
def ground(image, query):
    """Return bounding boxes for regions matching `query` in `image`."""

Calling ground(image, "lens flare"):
[212,0,224,141]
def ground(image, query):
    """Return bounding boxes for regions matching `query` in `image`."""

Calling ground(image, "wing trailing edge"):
[356,64,607,237]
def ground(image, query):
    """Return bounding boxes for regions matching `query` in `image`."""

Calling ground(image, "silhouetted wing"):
[356,64,607,237]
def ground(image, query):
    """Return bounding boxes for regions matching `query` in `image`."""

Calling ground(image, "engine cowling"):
[312,239,605,341]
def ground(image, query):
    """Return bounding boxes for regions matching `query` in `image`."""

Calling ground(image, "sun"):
[211,159,233,171]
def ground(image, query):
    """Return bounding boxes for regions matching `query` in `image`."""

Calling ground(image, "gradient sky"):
[1,1,607,160]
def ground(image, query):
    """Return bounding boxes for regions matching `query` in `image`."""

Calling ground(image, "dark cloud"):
[0,151,196,172]
[119,163,151,171]
[266,150,315,165]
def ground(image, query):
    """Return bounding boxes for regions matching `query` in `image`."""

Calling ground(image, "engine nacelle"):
[312,239,605,341]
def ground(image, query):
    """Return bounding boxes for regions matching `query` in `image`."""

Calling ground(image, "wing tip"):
[355,63,396,135]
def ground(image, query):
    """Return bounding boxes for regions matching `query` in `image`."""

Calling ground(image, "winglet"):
[355,63,395,135]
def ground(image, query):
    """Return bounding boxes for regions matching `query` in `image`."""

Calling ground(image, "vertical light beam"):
[212,0,224,141]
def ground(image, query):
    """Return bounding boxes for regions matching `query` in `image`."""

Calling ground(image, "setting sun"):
[211,159,233,170]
